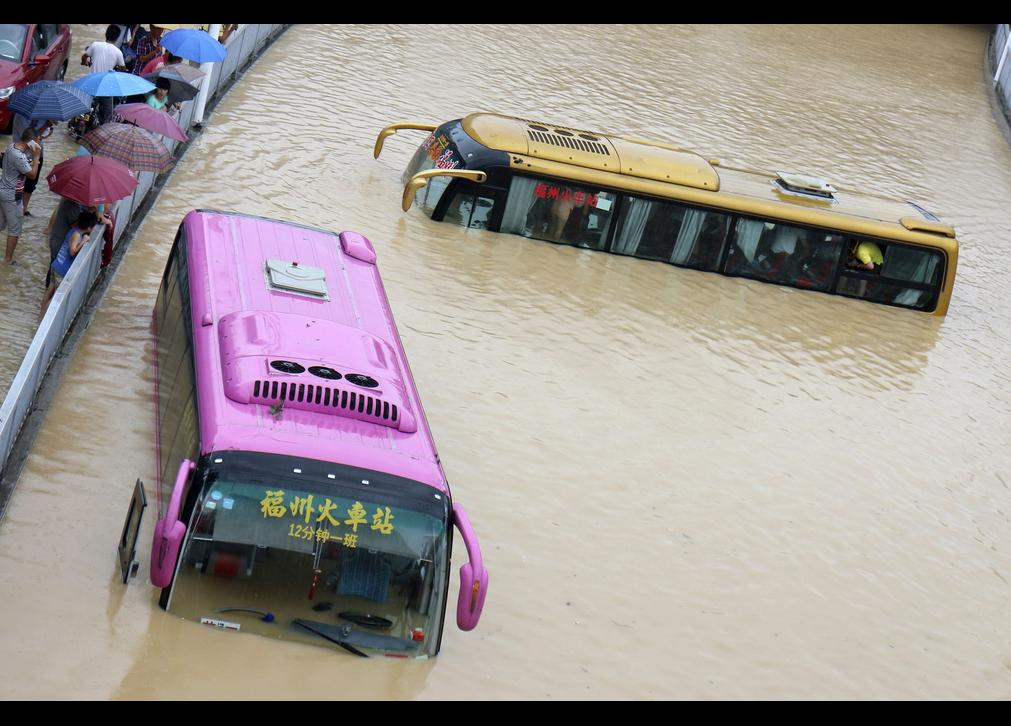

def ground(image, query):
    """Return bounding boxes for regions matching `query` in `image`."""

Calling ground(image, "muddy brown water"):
[1,24,1010,699]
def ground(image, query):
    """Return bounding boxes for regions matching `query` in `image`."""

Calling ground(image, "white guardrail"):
[0,24,289,480]
[994,24,1011,112]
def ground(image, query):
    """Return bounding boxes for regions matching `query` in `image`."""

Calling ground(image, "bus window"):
[881,245,942,286]
[155,240,199,500]
[443,191,497,230]
[613,198,685,261]
[500,176,615,250]
[836,242,941,310]
[614,197,730,271]
[169,459,451,658]
[725,219,843,292]
[417,177,452,216]
[835,277,935,309]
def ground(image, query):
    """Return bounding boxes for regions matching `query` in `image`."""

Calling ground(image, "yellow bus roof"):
[459,113,959,255]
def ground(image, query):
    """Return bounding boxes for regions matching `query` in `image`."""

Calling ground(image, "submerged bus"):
[375,113,959,315]
[143,210,487,658]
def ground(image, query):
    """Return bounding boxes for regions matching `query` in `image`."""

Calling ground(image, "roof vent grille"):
[250,378,415,432]
[527,129,610,156]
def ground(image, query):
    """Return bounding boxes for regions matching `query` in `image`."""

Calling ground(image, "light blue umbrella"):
[72,71,156,98]
[161,28,227,63]
[8,81,92,121]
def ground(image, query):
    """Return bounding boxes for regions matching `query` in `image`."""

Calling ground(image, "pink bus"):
[145,210,488,657]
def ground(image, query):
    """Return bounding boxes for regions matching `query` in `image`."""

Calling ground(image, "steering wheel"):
[0,40,20,58]
[338,611,393,630]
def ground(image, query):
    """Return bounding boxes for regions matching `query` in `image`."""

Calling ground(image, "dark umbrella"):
[8,81,92,121]
[80,122,174,173]
[157,62,206,85]
[46,155,138,206]
[142,69,201,105]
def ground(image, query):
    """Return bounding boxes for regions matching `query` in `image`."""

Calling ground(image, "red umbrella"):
[46,155,138,206]
[114,103,188,142]
[81,122,174,173]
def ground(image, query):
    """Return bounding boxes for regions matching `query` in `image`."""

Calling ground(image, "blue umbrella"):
[8,81,92,121]
[161,28,227,63]
[72,71,156,98]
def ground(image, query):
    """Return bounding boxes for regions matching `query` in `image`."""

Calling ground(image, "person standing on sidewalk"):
[81,26,127,125]
[1,127,40,265]
[11,114,55,218]
[132,25,164,76]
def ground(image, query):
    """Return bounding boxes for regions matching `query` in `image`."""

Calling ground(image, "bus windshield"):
[168,452,450,658]
[401,131,466,216]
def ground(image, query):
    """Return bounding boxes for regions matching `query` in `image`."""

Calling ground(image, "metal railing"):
[0,24,289,483]
[992,24,1011,114]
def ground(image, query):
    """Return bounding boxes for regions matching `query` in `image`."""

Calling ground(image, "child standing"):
[40,211,98,320]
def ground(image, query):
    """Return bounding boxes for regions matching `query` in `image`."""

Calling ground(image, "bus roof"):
[458,113,959,254]
[182,210,448,493]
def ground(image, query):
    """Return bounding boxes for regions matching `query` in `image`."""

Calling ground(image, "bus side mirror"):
[452,503,488,631]
[401,169,488,212]
[150,459,195,588]
[401,176,429,212]
[373,121,437,159]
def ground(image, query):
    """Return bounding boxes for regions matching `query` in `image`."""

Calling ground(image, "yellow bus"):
[375,113,958,315]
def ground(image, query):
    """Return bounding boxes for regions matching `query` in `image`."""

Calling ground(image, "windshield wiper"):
[293,618,420,657]
[293,619,368,657]
[216,607,276,622]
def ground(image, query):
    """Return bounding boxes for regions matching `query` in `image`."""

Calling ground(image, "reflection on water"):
[402,229,944,395]
[2,24,1011,699]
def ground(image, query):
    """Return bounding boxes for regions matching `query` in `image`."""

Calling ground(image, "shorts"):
[0,197,23,237]
[50,267,64,286]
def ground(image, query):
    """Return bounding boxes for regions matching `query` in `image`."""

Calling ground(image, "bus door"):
[437,178,508,232]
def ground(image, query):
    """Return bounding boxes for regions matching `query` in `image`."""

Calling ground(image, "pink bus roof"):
[182,210,448,494]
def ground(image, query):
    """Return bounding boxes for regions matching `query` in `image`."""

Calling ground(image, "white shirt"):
[84,41,125,73]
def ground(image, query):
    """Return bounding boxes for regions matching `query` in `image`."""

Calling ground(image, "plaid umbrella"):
[80,122,174,173]
[9,81,93,121]
[114,103,187,142]
[72,70,156,98]
[46,155,138,206]
[161,28,227,63]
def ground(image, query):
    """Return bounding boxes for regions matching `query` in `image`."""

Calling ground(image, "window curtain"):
[613,198,652,255]
[735,219,764,262]
[884,247,938,284]
[670,209,706,264]
[500,177,540,234]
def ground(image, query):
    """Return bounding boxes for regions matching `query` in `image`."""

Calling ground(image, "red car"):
[0,24,73,133]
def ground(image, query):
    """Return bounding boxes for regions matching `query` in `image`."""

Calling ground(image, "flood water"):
[2,24,1010,699]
